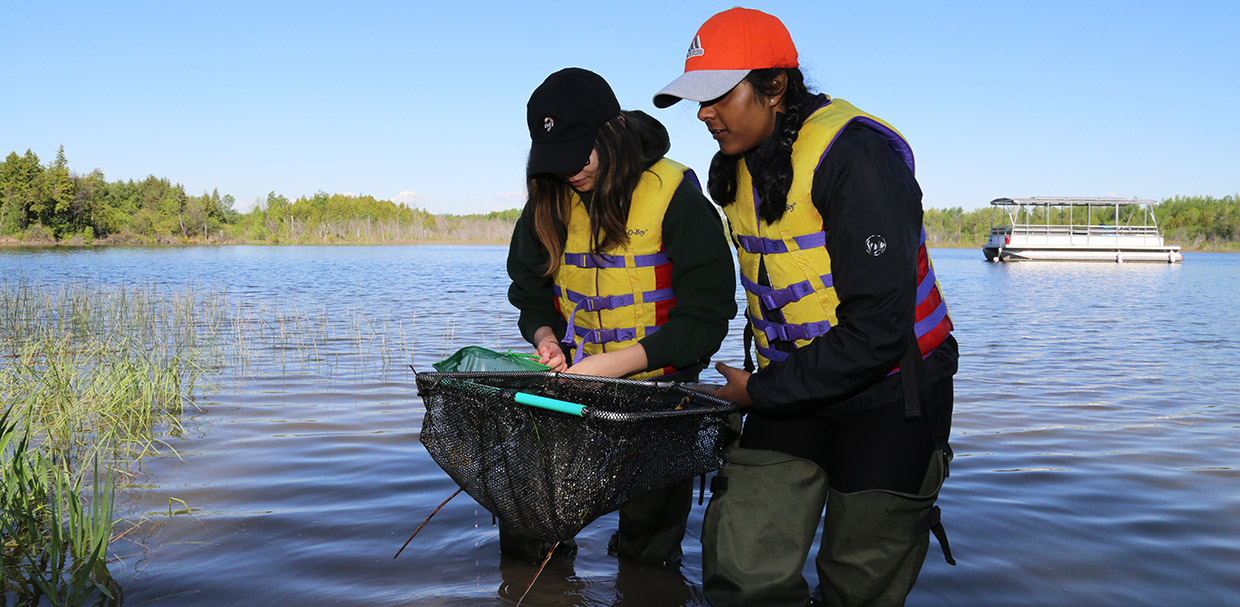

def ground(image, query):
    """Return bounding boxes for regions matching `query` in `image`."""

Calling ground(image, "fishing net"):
[416,354,736,542]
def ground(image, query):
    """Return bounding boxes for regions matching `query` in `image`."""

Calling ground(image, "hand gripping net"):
[415,371,736,542]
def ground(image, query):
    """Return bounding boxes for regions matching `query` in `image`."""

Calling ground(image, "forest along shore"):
[3,147,1238,250]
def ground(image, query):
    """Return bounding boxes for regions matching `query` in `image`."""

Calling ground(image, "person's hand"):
[713,362,753,407]
[536,338,568,372]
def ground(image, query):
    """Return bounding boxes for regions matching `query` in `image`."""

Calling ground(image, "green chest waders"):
[811,344,955,607]
[702,447,830,607]
[814,448,951,607]
[701,445,951,607]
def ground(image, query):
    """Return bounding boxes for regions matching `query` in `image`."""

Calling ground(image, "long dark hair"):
[525,110,669,276]
[707,67,813,224]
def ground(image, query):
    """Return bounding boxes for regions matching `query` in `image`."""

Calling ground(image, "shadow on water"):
[3,246,1240,606]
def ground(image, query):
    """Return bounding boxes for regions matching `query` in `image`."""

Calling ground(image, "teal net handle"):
[513,392,585,417]
[512,391,738,420]
[436,375,586,417]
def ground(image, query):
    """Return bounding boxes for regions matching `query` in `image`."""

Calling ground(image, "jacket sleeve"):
[747,124,924,413]
[506,213,566,345]
[638,175,738,370]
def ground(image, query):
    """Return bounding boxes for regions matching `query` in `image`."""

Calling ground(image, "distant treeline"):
[0,148,519,245]
[2,148,1236,249]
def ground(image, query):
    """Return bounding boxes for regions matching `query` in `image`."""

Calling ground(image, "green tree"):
[68,168,107,237]
[46,146,76,235]
[0,150,45,233]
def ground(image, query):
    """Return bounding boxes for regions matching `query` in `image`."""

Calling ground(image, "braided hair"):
[707,68,812,224]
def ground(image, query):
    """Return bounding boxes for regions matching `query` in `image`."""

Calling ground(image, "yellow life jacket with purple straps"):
[722,98,953,370]
[553,158,697,381]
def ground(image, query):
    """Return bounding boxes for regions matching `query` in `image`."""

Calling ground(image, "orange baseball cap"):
[654,7,798,108]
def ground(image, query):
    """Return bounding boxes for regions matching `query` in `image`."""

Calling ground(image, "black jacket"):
[744,100,958,417]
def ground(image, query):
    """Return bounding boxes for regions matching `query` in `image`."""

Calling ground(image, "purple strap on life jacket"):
[736,232,827,255]
[916,266,938,303]
[914,229,939,307]
[556,285,676,355]
[756,343,789,363]
[567,324,661,364]
[563,251,669,269]
[557,285,681,312]
[914,300,949,339]
[749,312,832,343]
[554,286,632,311]
[740,273,832,311]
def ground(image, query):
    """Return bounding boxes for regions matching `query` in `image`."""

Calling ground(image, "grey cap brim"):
[653,69,750,108]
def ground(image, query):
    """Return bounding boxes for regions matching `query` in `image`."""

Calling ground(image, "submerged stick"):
[516,541,561,607]
[393,487,462,559]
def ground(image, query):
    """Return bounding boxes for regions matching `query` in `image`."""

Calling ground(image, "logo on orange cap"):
[686,36,704,59]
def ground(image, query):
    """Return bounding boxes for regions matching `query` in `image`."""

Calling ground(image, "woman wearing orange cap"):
[655,8,959,607]
[505,67,737,566]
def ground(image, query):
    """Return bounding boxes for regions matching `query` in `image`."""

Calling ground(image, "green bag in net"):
[431,346,550,373]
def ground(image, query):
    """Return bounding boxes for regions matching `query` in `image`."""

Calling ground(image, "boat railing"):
[1013,224,1161,235]
[991,223,1167,247]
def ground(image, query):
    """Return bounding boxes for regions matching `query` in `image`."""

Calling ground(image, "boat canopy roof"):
[991,197,1158,207]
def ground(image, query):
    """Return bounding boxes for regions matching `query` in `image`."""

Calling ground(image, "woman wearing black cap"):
[504,67,736,566]
[654,7,959,607]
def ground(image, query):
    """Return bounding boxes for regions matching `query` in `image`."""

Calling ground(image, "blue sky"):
[3,1,1237,214]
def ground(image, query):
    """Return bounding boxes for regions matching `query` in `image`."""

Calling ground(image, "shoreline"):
[0,238,511,247]
[3,240,1236,254]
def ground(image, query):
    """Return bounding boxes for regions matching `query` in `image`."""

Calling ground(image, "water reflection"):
[494,554,702,607]
[2,246,1239,605]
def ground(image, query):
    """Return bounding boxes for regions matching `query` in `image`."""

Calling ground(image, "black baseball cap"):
[526,68,620,176]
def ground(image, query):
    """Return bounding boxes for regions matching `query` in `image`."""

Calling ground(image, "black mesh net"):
[416,370,736,542]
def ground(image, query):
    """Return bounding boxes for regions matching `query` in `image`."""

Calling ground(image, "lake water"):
[2,245,1238,606]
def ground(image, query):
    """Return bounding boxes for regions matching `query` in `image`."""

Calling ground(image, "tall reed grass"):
[2,412,117,606]
[2,276,422,604]
[1,279,222,606]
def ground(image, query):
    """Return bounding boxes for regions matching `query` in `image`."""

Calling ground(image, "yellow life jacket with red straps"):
[721,98,953,370]
[553,158,697,380]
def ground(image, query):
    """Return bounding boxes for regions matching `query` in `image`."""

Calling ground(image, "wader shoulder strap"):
[743,322,755,372]
[903,334,954,478]
[899,333,923,419]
